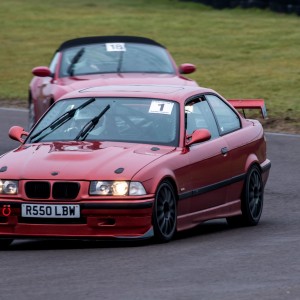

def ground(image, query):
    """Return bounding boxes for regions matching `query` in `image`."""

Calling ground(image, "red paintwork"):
[179,63,196,75]
[29,40,197,124]
[228,99,267,118]
[186,129,211,146]
[32,66,52,77]
[1,85,271,240]
[30,72,198,123]
[8,126,28,143]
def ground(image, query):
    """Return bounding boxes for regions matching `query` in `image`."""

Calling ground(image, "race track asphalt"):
[0,108,299,300]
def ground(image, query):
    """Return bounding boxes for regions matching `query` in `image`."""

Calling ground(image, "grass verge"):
[0,0,299,133]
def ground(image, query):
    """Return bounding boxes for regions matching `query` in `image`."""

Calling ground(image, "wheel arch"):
[227,157,264,227]
[152,175,178,242]
[244,153,262,174]
[139,165,179,196]
[157,176,179,202]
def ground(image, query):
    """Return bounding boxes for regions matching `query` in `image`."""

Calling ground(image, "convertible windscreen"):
[60,43,175,76]
[28,98,179,146]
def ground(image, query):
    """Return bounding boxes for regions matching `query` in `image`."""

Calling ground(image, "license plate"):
[21,204,80,218]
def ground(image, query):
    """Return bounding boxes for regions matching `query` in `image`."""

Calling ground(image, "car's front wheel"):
[152,181,177,242]
[227,165,264,227]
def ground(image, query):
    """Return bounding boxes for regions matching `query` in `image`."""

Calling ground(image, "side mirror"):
[179,63,196,75]
[186,129,211,146]
[8,126,29,143]
[32,66,53,77]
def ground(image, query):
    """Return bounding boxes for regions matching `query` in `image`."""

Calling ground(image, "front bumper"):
[0,199,154,240]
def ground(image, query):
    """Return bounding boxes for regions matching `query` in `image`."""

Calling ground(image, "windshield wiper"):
[116,51,124,74]
[67,47,85,76]
[75,104,111,141]
[30,97,96,143]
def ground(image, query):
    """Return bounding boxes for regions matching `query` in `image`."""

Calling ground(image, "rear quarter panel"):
[222,119,267,203]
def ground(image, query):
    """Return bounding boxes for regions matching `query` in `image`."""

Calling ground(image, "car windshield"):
[27,98,180,146]
[59,43,175,76]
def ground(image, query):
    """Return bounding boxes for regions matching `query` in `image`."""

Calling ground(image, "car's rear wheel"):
[0,238,13,250]
[227,165,264,227]
[152,181,177,242]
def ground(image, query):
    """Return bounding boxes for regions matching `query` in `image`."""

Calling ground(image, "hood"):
[58,73,197,91]
[0,141,175,181]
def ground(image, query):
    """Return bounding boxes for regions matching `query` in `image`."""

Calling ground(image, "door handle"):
[221,147,228,155]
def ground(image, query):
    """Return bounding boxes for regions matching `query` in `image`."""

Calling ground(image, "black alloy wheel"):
[227,165,264,227]
[152,181,177,242]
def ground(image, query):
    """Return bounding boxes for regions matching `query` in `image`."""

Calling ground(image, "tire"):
[28,97,35,130]
[152,181,177,242]
[0,238,13,250]
[227,165,264,227]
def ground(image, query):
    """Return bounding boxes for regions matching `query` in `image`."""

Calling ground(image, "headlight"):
[0,180,18,195]
[90,181,146,196]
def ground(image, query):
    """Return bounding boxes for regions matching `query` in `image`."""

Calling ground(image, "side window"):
[206,95,241,134]
[185,98,219,139]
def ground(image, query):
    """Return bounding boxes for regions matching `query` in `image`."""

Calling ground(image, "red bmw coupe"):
[1,84,270,247]
[29,36,197,128]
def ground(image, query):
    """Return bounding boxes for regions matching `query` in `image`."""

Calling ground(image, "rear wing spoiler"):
[228,99,267,119]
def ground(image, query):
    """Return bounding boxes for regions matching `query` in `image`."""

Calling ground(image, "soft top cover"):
[57,36,166,51]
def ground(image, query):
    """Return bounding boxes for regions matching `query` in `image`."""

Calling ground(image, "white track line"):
[265,132,300,138]
[0,107,28,112]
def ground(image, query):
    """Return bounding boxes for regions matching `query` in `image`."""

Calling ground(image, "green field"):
[0,0,299,132]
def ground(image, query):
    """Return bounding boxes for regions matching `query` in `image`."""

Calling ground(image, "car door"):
[205,94,245,211]
[180,97,232,220]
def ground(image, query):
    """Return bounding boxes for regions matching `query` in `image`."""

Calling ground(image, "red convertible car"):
[0,84,271,247]
[29,36,197,128]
